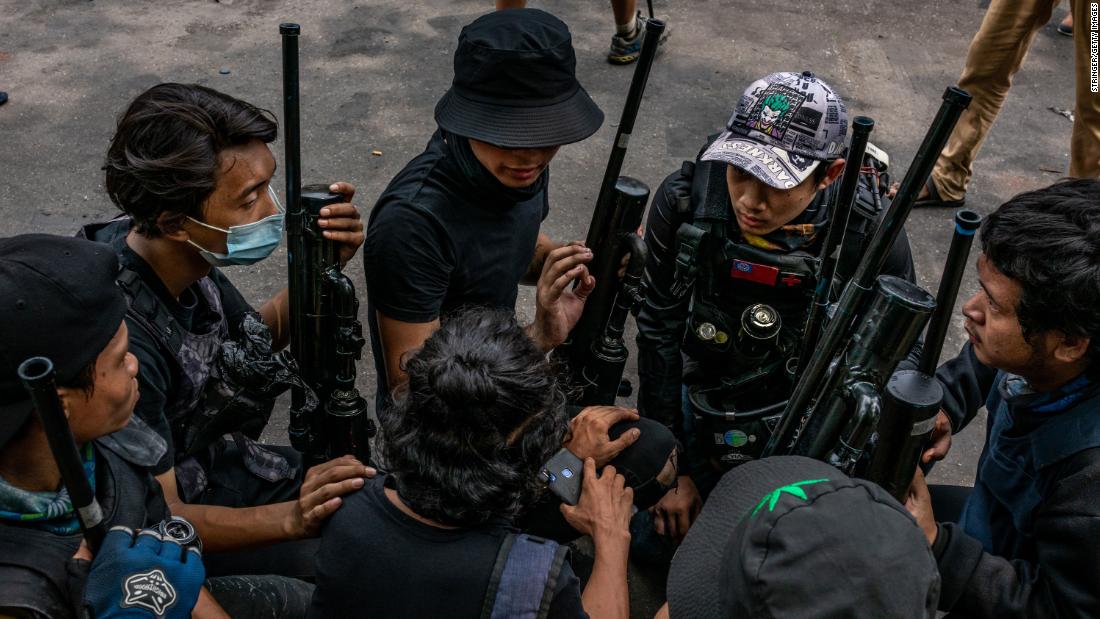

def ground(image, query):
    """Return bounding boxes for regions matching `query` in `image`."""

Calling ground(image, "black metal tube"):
[763,86,972,457]
[919,209,982,375]
[794,275,936,459]
[796,116,875,379]
[573,18,664,345]
[281,23,311,455]
[17,357,107,552]
[863,369,944,502]
[572,179,650,406]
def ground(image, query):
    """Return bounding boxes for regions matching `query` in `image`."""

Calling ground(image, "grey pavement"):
[0,0,1081,613]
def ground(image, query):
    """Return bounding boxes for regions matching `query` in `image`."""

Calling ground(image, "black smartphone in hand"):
[539,448,584,506]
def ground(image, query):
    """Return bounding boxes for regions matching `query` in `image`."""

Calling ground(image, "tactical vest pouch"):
[683,240,816,366]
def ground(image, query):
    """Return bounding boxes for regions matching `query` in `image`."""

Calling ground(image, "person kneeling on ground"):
[659,455,940,618]
[907,178,1100,617]
[310,308,676,618]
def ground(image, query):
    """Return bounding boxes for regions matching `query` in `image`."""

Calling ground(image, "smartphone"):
[539,448,584,506]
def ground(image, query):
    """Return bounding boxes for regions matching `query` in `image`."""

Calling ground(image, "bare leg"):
[611,0,637,28]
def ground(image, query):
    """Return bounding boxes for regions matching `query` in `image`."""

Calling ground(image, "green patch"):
[750,478,829,518]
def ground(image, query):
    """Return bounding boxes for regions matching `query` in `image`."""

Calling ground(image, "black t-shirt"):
[363,130,549,400]
[308,474,587,619]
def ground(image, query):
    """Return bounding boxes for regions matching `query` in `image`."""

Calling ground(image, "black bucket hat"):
[0,235,127,449]
[434,8,604,149]
[667,456,940,619]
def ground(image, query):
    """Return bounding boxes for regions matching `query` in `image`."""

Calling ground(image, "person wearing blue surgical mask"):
[78,83,372,617]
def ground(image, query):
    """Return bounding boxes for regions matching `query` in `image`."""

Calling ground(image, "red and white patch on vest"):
[730,260,779,286]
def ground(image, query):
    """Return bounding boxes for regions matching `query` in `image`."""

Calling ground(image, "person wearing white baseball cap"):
[632,71,920,550]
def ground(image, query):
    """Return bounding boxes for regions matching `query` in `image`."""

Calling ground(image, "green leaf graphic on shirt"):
[750,479,829,517]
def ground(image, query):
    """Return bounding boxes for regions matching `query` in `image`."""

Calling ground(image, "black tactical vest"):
[667,150,887,465]
[0,443,169,618]
[673,151,885,369]
[79,220,312,501]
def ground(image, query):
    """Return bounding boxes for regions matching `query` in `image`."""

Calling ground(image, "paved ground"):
[0,0,1080,613]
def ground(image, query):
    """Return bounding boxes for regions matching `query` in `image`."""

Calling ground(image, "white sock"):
[616,16,637,36]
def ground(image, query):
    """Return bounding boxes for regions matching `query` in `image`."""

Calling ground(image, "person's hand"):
[922,410,953,464]
[614,225,645,278]
[560,459,633,548]
[563,406,641,467]
[651,475,702,542]
[528,241,595,351]
[285,455,376,539]
[77,526,204,619]
[318,181,364,268]
[904,468,938,546]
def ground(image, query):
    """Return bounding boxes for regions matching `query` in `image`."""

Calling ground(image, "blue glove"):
[82,525,204,619]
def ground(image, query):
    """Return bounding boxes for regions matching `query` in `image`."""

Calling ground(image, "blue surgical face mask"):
[188,186,285,267]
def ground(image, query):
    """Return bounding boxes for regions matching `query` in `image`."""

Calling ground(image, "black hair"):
[382,308,569,527]
[811,160,831,184]
[104,83,278,237]
[62,359,97,397]
[981,178,1100,367]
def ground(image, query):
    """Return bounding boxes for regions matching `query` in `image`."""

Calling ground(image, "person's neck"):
[126,229,211,299]
[383,486,459,530]
[1023,360,1091,393]
[0,424,64,493]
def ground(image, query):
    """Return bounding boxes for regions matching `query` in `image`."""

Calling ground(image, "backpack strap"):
[481,533,568,619]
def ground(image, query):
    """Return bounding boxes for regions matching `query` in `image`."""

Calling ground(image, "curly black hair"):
[104,83,278,237]
[981,178,1100,368]
[382,308,569,527]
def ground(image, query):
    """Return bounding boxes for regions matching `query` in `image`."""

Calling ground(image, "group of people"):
[1,6,1098,619]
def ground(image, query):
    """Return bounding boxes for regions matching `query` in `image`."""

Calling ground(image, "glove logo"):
[121,568,177,616]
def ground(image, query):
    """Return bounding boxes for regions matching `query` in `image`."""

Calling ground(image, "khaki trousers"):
[933,0,1100,201]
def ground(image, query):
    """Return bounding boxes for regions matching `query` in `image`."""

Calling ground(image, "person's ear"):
[1053,332,1091,365]
[817,158,846,190]
[56,387,76,420]
[157,211,192,242]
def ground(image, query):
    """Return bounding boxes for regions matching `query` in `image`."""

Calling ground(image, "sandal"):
[913,177,966,208]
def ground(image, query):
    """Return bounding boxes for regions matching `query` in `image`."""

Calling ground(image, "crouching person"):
[0,235,218,618]
[310,308,675,618]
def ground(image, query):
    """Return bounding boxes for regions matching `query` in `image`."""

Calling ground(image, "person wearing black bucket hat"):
[633,71,920,546]
[659,456,940,619]
[364,8,679,532]
[0,234,220,618]
[365,9,605,402]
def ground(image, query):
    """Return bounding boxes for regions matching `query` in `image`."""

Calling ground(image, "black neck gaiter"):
[442,130,548,208]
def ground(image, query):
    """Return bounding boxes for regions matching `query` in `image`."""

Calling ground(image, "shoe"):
[913,177,966,209]
[1057,14,1073,36]
[607,13,669,65]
